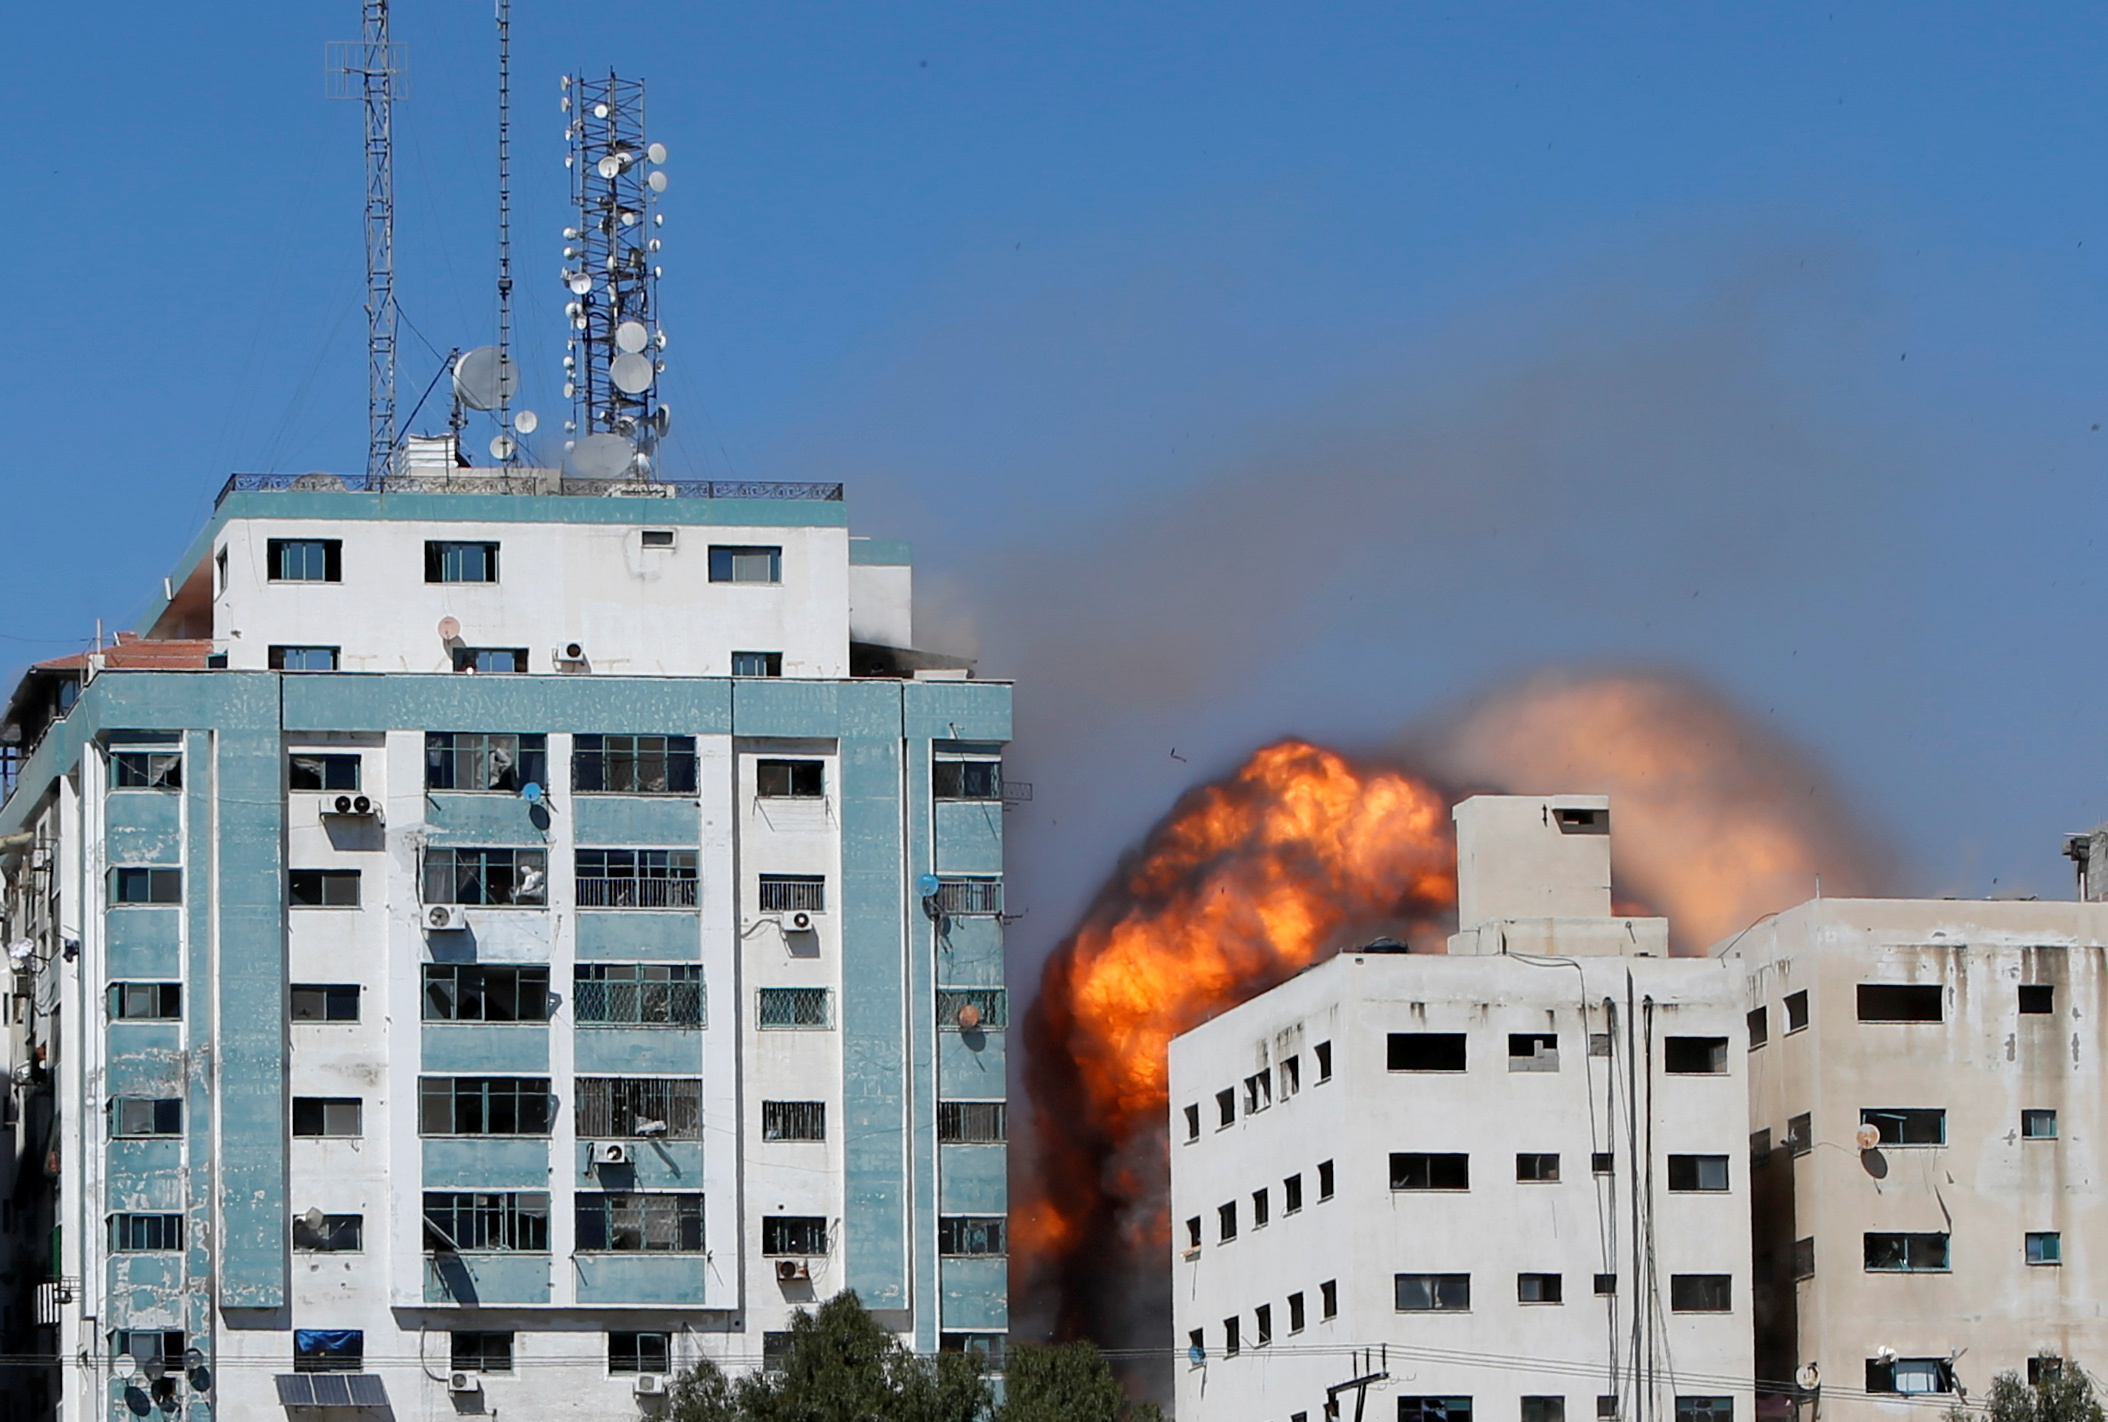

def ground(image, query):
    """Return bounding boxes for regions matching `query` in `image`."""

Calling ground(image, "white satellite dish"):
[610,352,655,394]
[514,409,539,435]
[651,404,672,438]
[647,141,667,164]
[567,272,592,295]
[647,169,669,194]
[453,347,519,412]
[490,434,516,461]
[1855,1124,1882,1151]
[301,1206,328,1234]
[593,102,609,118]
[615,321,650,353]
[566,432,636,479]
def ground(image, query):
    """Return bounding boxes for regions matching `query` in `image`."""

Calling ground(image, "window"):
[269,645,340,671]
[292,1098,362,1138]
[755,758,824,798]
[114,1330,186,1372]
[1184,1104,1201,1141]
[1666,1155,1729,1192]
[1509,1033,1558,1071]
[1517,1153,1560,1183]
[1254,1303,1273,1346]
[1252,1188,1270,1227]
[938,1216,1006,1256]
[575,1192,706,1252]
[111,867,181,905]
[426,541,500,583]
[1390,1032,1467,1071]
[418,1077,552,1136]
[2023,1109,2058,1139]
[1523,1399,1566,1422]
[765,1334,792,1378]
[290,983,360,1022]
[289,869,361,907]
[1860,1107,1944,1146]
[731,651,783,677]
[2020,984,2056,1014]
[1593,1274,1616,1296]
[289,753,360,791]
[2031,1359,2066,1386]
[113,1098,181,1136]
[108,982,181,1020]
[423,847,547,906]
[216,545,228,591]
[1216,1088,1236,1128]
[573,735,698,794]
[1863,1232,1950,1272]
[1592,1152,1614,1174]
[1793,1237,1815,1279]
[2027,1231,2062,1265]
[1218,1202,1237,1242]
[1244,1071,1272,1113]
[451,1332,513,1374]
[709,545,781,583]
[1318,1159,1335,1199]
[574,963,704,1026]
[757,987,831,1029]
[608,1332,670,1375]
[1746,1007,1768,1049]
[934,878,1004,916]
[641,528,676,548]
[575,849,698,908]
[111,1213,184,1251]
[941,1334,1008,1369]
[1866,1360,1953,1395]
[1184,1216,1202,1250]
[1588,1033,1612,1057]
[294,1213,363,1252]
[1750,1130,1772,1165]
[1599,1399,1620,1420]
[1321,1279,1337,1318]
[1400,1400,1472,1422]
[422,965,549,1022]
[938,988,1008,1029]
[1518,1273,1563,1303]
[425,732,547,791]
[933,759,1003,800]
[1784,990,1809,1032]
[763,1216,831,1255]
[1857,984,1942,1022]
[1395,1274,1471,1311]
[938,1101,1006,1143]
[1223,1317,1240,1357]
[1392,1153,1470,1190]
[453,646,528,674]
[422,1192,550,1252]
[1283,1173,1303,1212]
[1668,1275,1732,1311]
[111,750,182,790]
[1315,1040,1333,1080]
[1664,1037,1728,1074]
[576,1077,702,1140]
[1187,1329,1205,1365]
[1280,1054,1300,1094]
[1785,1114,1813,1156]
[1289,1291,1306,1331]
[765,1101,828,1141]
[759,874,826,912]
[269,539,342,582]
[294,1330,364,1373]
[1675,1399,1733,1422]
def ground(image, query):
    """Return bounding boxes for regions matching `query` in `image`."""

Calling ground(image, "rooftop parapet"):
[213,471,845,507]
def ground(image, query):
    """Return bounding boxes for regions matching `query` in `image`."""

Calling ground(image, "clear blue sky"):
[8,3,2108,950]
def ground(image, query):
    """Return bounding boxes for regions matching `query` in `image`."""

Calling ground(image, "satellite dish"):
[647,141,667,164]
[647,169,669,194]
[593,102,609,118]
[651,405,673,438]
[957,1002,982,1030]
[301,1207,328,1234]
[567,272,592,295]
[437,616,461,641]
[615,320,650,353]
[114,1354,138,1379]
[917,873,942,897]
[1855,1124,1882,1151]
[1796,1364,1822,1390]
[453,347,519,412]
[489,434,516,461]
[514,409,539,435]
[521,782,544,805]
[610,352,655,394]
[566,432,635,479]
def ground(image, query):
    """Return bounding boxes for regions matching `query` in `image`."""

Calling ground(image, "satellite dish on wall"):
[566,433,635,479]
[610,352,655,394]
[453,347,519,411]
[437,616,461,641]
[1855,1124,1882,1151]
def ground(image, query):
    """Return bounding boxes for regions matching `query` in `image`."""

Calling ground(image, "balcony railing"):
[575,878,698,909]
[216,472,844,506]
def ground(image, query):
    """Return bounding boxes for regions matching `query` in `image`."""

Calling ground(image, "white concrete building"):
[1170,796,1753,1422]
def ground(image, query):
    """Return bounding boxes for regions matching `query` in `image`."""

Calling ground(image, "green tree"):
[1948,1362,2105,1422]
[997,1340,1166,1422]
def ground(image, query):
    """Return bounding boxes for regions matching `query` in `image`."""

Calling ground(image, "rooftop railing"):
[214,472,845,506]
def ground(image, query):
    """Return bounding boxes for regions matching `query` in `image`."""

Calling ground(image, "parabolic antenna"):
[610,352,655,394]
[615,320,650,353]
[438,616,461,641]
[514,409,539,435]
[301,1207,328,1234]
[647,169,669,194]
[566,432,635,479]
[650,404,672,438]
[647,141,667,164]
[453,347,519,411]
[490,434,516,461]
[566,272,592,295]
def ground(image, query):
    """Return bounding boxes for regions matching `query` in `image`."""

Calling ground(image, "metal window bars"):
[574,1077,702,1139]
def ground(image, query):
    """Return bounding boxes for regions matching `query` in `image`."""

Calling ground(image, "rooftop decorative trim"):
[214,473,845,506]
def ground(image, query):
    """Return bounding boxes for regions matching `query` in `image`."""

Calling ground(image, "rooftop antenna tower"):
[493,0,518,463]
[328,3,406,480]
[559,72,671,480]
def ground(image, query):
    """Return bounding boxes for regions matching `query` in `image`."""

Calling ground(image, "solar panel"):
[273,1370,387,1408]
[310,1374,352,1406]
[348,1375,389,1406]
[274,1375,313,1406]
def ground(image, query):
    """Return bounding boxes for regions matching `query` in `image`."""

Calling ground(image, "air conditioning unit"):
[591,1141,632,1166]
[775,1259,810,1282]
[324,794,376,817]
[425,904,467,932]
[787,911,815,932]
[632,1374,666,1396]
[555,641,589,670]
[447,1372,481,1395]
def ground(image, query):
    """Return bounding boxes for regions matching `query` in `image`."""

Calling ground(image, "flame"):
[1018,741,1455,1336]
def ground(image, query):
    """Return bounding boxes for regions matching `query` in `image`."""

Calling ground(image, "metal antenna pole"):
[330,4,404,479]
[495,0,515,461]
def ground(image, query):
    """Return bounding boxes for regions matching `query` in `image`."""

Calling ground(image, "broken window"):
[575,1078,702,1140]
[292,1097,362,1138]
[1516,1153,1560,1182]
[1185,1217,1201,1251]
[113,1097,181,1136]
[763,1216,830,1256]
[938,1101,1005,1143]
[938,1216,1006,1256]
[1746,1007,1768,1049]
[1391,1153,1470,1191]
[765,1101,828,1142]
[1866,1360,1954,1395]
[1862,1233,1948,1272]
[572,735,699,794]
[1664,1037,1728,1074]
[1517,1273,1563,1304]
[1389,1032,1467,1071]
[111,750,182,790]
[1667,1155,1729,1192]
[422,847,547,906]
[1279,1055,1300,1094]
[424,732,547,791]
[289,869,361,907]
[418,1077,552,1136]
[1859,1108,1944,1146]
[289,753,360,791]
[422,1192,549,1252]
[1856,984,1942,1023]
[1508,1033,1558,1071]
[2020,984,2056,1015]
[575,1193,705,1252]
[423,965,550,1023]
[1668,1275,1732,1311]
[294,1213,364,1252]
[1785,1113,1813,1156]
[1395,1274,1471,1311]
[1784,990,1809,1032]
[1244,1071,1272,1113]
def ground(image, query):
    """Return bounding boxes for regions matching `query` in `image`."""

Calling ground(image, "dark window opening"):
[1666,1155,1729,1192]
[1315,1041,1333,1080]
[289,869,361,907]
[1593,1274,1616,1296]
[269,539,342,583]
[451,1332,513,1374]
[2023,1109,2058,1139]
[934,759,1003,800]
[423,965,550,1023]
[1793,1237,1815,1279]
[418,1077,552,1136]
[112,867,182,905]
[1747,1007,1768,1049]
[1591,1152,1614,1174]
[1784,990,1809,1032]
[1183,1104,1201,1141]
[1518,1273,1563,1304]
[574,1193,705,1252]
[1509,1032,1559,1071]
[1865,1360,1954,1396]
[110,1213,184,1251]
[292,1097,362,1138]
[1517,1153,1560,1182]
[755,758,824,798]
[1390,1032,1467,1072]
[1400,1399,1472,1422]
[111,750,182,790]
[452,647,528,674]
[109,982,181,1020]
[1318,1159,1335,1199]
[1395,1274,1471,1311]
[764,1101,828,1142]
[425,541,499,583]
[423,1192,550,1252]
[293,1329,364,1373]
[1392,1152,1470,1190]
[268,645,340,672]
[608,1332,670,1375]
[1857,984,1943,1023]
[1786,1114,1813,1156]
[1283,1173,1304,1212]
[763,1216,830,1256]
[2020,984,2056,1015]
[1664,1037,1728,1074]
[1863,1232,1949,1272]
[1668,1275,1732,1311]
[294,1213,363,1252]
[1860,1108,1945,1146]
[572,734,698,794]
[425,732,547,792]
[289,754,360,791]
[731,651,783,677]
[938,1216,1006,1256]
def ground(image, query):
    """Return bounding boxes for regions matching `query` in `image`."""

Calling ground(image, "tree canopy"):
[1948,1360,2105,1422]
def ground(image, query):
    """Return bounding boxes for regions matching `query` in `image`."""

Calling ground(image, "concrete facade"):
[0,480,1010,1421]
[1170,797,1753,1422]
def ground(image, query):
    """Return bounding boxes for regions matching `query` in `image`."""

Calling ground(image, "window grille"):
[110,1214,184,1251]
[763,1101,827,1141]
[422,848,547,906]
[575,849,698,908]
[938,1216,1007,1256]
[757,987,831,1029]
[423,965,550,1022]
[418,1077,552,1136]
[933,878,1002,916]
[293,1329,364,1373]
[422,1192,550,1252]
[731,651,783,677]
[937,988,1008,1029]
[573,964,703,1026]
[937,1101,1006,1143]
[758,875,825,912]
[762,1216,830,1255]
[574,1192,705,1252]
[424,733,547,791]
[575,1078,702,1140]
[573,735,698,794]
[110,750,182,790]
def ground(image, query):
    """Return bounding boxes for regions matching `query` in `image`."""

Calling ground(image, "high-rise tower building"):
[0,467,1012,1420]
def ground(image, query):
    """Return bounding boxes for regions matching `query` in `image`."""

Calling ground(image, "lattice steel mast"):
[329,3,403,478]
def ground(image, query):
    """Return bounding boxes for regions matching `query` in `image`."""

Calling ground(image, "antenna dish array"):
[558,72,670,480]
